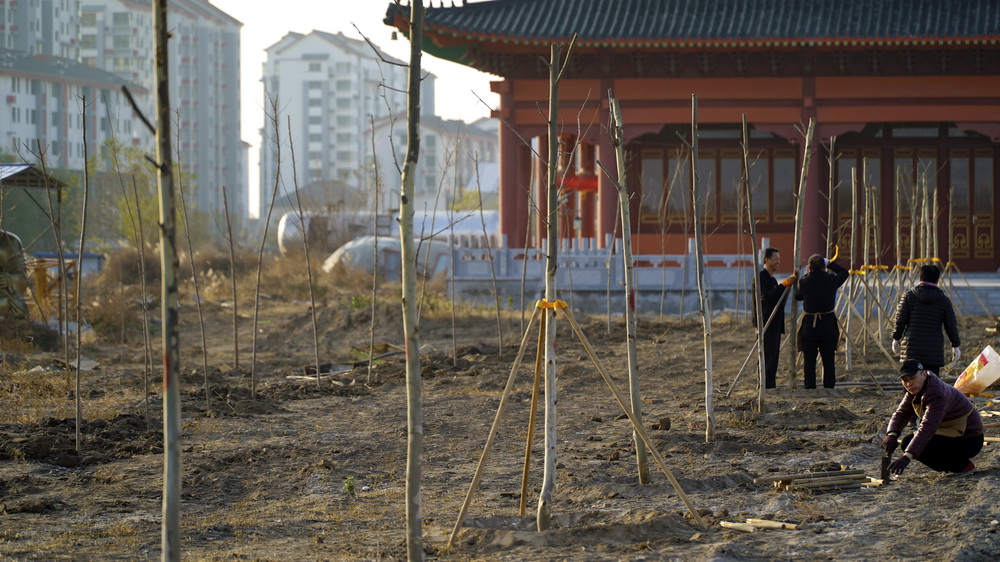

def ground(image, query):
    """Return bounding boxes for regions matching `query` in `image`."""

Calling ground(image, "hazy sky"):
[209,0,499,211]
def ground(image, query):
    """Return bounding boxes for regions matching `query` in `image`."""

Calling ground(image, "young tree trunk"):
[153,1,181,559]
[608,95,650,483]
[220,185,239,374]
[75,95,91,453]
[285,118,322,386]
[400,3,426,558]
[538,43,561,532]
[252,95,284,399]
[789,118,815,387]
[689,95,714,443]
[175,122,211,412]
[741,115,767,413]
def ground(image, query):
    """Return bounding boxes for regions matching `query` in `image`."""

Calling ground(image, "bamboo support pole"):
[519,308,546,517]
[449,306,541,549]
[720,521,757,533]
[786,481,864,491]
[725,285,791,398]
[747,519,800,530]
[754,469,864,483]
[782,475,866,487]
[559,308,705,527]
[862,166,872,356]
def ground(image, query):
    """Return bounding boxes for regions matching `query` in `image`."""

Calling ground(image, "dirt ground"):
[2,292,1000,560]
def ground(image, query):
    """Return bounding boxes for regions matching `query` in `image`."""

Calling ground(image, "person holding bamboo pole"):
[757,248,796,389]
[794,254,849,389]
[883,358,983,475]
[890,264,961,376]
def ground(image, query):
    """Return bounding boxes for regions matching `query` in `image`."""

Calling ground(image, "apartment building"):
[79,0,246,224]
[0,0,79,58]
[370,114,497,213]
[259,29,435,217]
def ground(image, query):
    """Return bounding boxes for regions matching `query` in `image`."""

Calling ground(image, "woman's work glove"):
[953,347,961,362]
[891,340,901,354]
[888,456,911,475]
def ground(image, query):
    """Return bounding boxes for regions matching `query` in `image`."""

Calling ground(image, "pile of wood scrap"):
[754,468,881,492]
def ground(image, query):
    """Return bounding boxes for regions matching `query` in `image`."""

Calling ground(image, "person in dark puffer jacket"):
[891,264,961,375]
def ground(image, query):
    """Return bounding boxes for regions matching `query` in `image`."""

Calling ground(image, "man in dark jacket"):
[883,358,983,474]
[891,264,961,375]
[758,248,796,388]
[794,254,849,388]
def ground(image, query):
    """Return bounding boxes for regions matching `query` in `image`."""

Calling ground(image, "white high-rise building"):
[259,30,435,217]
[1,0,139,169]
[0,0,79,59]
[79,0,246,226]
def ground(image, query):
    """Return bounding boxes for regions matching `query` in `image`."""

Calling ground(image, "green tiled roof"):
[386,0,1000,48]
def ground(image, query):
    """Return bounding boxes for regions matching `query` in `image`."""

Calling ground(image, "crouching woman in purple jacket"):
[883,359,984,475]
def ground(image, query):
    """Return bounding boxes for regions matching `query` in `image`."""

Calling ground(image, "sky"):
[208,0,499,214]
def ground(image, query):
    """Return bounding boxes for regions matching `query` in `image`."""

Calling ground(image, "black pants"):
[901,433,984,472]
[763,327,782,389]
[801,336,837,388]
[800,315,839,389]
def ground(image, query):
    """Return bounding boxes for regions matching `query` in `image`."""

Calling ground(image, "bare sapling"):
[741,115,767,412]
[605,93,650,482]
[252,94,285,399]
[220,184,239,373]
[368,116,382,383]
[131,176,153,427]
[473,153,504,355]
[74,94,92,453]
[33,142,70,369]
[538,35,577,531]
[789,118,815,386]
[285,117,322,387]
[174,111,212,411]
[687,95,714,443]
[399,1,426,557]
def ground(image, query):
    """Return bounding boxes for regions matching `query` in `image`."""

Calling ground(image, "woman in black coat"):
[891,264,961,374]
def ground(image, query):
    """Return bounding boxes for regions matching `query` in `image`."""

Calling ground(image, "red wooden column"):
[577,142,596,240]
[495,80,525,248]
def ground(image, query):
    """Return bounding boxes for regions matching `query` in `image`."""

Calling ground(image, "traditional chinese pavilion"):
[386,0,1000,272]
